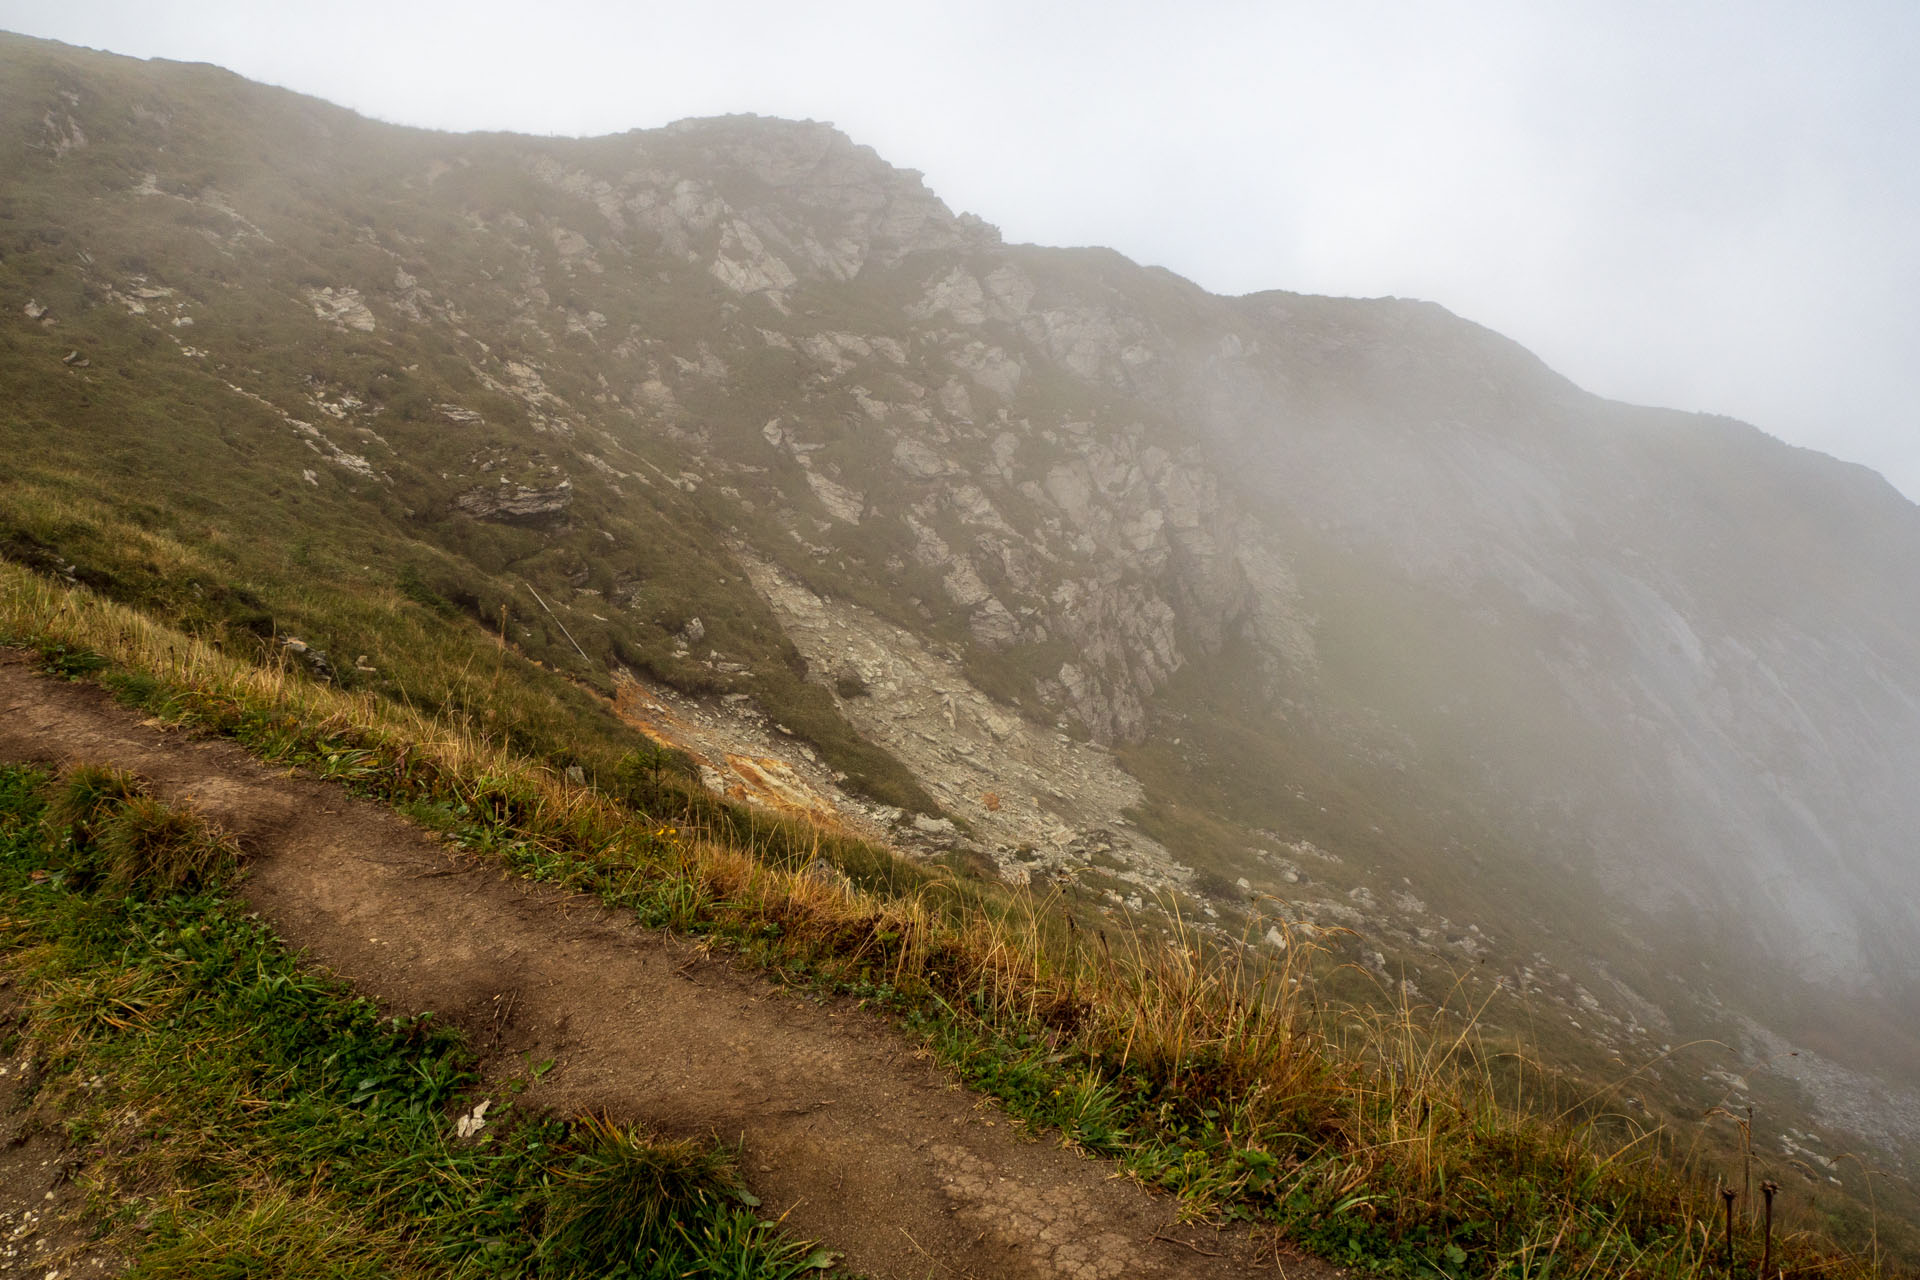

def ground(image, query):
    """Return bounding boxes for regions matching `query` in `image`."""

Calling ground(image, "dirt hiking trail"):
[0,654,1335,1279]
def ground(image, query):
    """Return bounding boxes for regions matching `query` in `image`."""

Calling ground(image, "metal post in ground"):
[1722,1186,1738,1278]
[1759,1180,1778,1279]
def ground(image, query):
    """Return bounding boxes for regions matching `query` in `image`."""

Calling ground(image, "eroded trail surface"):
[0,655,1328,1279]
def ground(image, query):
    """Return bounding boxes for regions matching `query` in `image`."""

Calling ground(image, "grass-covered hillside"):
[1,31,949,811]
[5,28,1920,1267]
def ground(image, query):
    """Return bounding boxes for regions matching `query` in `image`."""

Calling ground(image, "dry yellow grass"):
[0,561,1885,1277]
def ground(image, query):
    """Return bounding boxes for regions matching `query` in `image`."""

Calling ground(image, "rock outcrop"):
[454,480,574,524]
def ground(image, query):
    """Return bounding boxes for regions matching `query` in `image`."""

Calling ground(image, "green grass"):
[0,763,838,1278]
[0,570,1891,1278]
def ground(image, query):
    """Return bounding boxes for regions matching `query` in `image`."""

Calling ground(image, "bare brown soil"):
[0,654,1335,1279]
[0,982,126,1280]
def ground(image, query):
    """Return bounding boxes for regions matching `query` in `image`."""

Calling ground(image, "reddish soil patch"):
[0,653,1336,1278]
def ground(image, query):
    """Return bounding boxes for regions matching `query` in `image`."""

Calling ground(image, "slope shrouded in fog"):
[3,28,1918,1225]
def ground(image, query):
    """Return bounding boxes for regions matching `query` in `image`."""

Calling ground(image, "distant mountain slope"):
[4,30,1917,1182]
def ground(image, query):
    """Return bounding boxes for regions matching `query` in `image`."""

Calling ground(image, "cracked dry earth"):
[0,654,1337,1279]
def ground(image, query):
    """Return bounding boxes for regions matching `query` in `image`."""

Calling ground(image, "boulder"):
[280,637,334,682]
[454,479,573,525]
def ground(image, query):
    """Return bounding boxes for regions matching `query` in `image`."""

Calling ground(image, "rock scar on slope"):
[0,654,1336,1280]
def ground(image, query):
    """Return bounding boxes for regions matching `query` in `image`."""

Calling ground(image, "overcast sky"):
[6,1,1916,498]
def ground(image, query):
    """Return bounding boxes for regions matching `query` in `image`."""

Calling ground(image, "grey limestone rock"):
[454,479,574,525]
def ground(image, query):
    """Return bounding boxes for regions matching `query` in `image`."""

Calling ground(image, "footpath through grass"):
[0,762,838,1278]
[0,564,1889,1278]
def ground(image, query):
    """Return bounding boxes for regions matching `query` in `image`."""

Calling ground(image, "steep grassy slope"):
[5,29,1920,1250]
[0,33,941,810]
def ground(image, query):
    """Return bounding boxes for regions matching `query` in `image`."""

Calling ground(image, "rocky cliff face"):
[5,32,1919,1172]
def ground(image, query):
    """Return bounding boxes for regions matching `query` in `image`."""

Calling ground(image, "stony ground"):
[0,980,125,1280]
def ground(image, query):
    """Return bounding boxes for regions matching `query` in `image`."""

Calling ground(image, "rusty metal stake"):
[1723,1187,1738,1278]
[1744,1105,1755,1221]
[1760,1180,1779,1279]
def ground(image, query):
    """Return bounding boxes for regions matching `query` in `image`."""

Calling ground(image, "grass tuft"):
[94,792,234,897]
[539,1115,763,1275]
[133,1191,404,1280]
[50,761,145,852]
